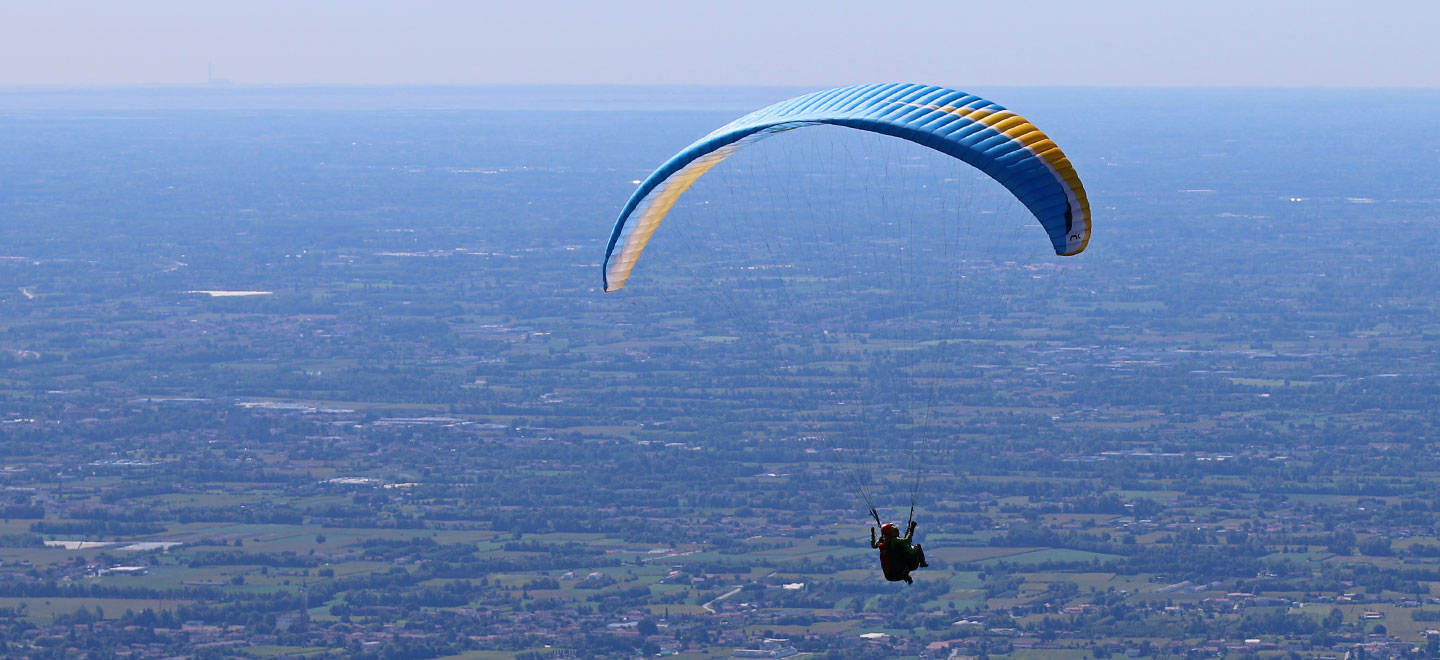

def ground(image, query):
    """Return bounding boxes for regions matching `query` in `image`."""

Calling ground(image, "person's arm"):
[904,520,916,543]
[870,527,879,548]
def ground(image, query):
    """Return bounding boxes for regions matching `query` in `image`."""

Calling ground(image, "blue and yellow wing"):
[603,83,1090,292]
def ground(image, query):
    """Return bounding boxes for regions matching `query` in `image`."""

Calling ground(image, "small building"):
[733,638,799,658]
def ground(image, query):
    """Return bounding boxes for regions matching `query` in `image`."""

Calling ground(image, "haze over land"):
[0,85,1438,659]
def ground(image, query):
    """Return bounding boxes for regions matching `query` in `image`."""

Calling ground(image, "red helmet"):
[880,523,898,538]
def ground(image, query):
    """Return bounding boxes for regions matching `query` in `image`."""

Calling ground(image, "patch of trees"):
[186,549,316,568]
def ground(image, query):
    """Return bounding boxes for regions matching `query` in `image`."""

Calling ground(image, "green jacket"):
[872,526,918,579]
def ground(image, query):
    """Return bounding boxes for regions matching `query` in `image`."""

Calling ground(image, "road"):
[701,586,743,613]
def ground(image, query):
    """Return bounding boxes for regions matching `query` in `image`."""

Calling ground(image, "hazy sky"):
[4,0,1437,88]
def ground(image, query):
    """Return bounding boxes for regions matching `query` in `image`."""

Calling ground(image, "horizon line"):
[2,82,1438,92]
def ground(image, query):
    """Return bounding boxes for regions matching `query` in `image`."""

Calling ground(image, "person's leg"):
[915,544,927,568]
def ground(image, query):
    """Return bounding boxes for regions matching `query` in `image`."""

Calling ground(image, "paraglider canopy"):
[603,83,1091,293]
